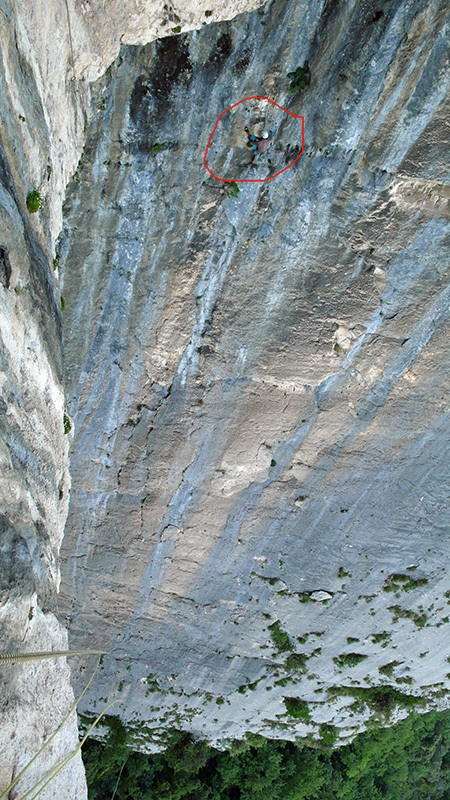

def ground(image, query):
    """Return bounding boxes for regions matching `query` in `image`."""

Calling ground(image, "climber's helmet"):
[262,131,269,139]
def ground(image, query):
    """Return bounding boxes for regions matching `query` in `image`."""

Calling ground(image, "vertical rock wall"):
[59,0,450,746]
[0,0,87,794]
[0,0,262,794]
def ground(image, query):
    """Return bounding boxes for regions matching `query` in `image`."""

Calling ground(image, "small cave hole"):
[0,247,11,289]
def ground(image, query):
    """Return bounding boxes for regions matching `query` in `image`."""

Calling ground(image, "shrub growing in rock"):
[224,181,239,198]
[287,61,311,94]
[333,652,368,668]
[283,696,311,720]
[26,190,44,213]
[268,620,294,653]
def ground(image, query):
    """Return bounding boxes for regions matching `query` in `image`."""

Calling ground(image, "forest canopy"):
[82,709,450,800]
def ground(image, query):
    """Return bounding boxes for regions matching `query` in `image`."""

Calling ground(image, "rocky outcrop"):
[58,0,450,747]
[5,0,264,256]
[0,0,83,783]
[0,0,263,796]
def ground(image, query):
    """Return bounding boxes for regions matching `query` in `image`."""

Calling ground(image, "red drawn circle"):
[203,96,304,184]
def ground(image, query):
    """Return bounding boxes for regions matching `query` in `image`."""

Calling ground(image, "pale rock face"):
[58,0,450,748]
[75,0,266,78]
[0,599,88,799]
[0,0,263,795]
[6,0,264,251]
[0,38,82,784]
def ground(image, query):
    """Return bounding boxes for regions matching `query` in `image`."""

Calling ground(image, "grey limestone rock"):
[1,0,450,781]
[58,0,450,747]
[0,0,264,794]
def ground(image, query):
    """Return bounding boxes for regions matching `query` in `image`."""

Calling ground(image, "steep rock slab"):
[59,0,450,745]
[0,2,88,794]
[6,0,264,249]
[0,0,252,794]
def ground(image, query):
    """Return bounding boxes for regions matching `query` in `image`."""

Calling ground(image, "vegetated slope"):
[59,0,450,746]
[82,710,450,800]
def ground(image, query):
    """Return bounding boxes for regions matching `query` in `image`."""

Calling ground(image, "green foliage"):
[378,661,403,678]
[60,296,66,311]
[150,142,175,156]
[83,710,450,800]
[285,653,309,672]
[388,604,428,627]
[338,567,351,579]
[63,413,71,434]
[284,697,311,720]
[328,685,424,719]
[26,190,44,213]
[254,573,279,585]
[383,573,429,593]
[371,631,391,644]
[145,674,159,691]
[319,723,339,746]
[298,592,314,603]
[151,143,164,154]
[224,181,239,198]
[287,64,310,95]
[333,652,368,669]
[172,25,182,33]
[205,10,213,17]
[268,620,294,653]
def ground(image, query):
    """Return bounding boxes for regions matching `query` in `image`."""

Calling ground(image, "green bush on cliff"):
[82,710,450,800]
[26,190,44,213]
[268,620,294,653]
[284,696,311,720]
[224,181,239,198]
[287,62,311,94]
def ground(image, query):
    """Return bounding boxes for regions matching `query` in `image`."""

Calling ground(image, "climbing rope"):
[0,649,105,665]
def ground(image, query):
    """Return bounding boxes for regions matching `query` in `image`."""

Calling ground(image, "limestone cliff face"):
[58,0,450,746]
[4,0,263,255]
[0,0,261,794]
[0,2,85,791]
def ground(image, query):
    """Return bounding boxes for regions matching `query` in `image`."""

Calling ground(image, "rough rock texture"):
[69,0,266,81]
[59,0,450,747]
[0,0,260,794]
[4,0,263,249]
[0,602,89,799]
[0,1,87,792]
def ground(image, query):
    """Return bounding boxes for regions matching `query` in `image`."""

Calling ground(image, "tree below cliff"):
[82,709,450,799]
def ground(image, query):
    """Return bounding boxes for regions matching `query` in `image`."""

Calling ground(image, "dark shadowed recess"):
[127,25,237,154]
[310,0,397,73]
[0,247,11,289]
[129,35,193,121]
[128,35,192,154]
[203,27,233,79]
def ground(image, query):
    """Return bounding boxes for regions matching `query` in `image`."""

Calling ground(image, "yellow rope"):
[0,649,106,665]
[0,653,110,800]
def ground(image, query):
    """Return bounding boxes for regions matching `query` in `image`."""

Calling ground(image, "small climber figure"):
[245,128,270,163]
